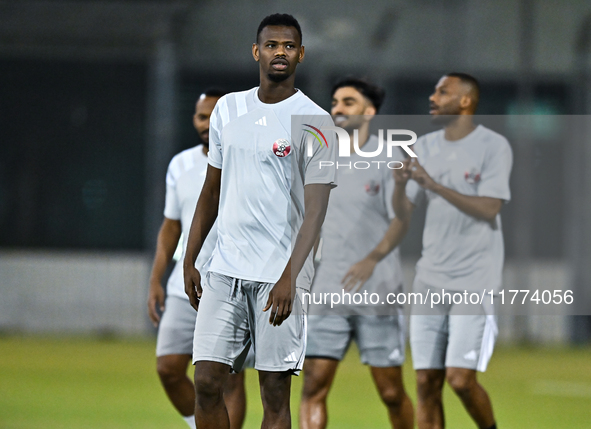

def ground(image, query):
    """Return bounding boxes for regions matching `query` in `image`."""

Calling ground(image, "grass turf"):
[1,336,590,428]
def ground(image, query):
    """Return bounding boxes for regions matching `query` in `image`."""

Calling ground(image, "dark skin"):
[183,24,331,429]
[392,75,497,429]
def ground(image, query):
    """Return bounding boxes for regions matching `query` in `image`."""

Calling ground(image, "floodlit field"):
[1,336,590,428]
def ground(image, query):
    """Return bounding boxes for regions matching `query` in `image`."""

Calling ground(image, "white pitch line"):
[532,380,591,398]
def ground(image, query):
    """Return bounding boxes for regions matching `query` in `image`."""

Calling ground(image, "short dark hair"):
[445,72,480,109]
[331,77,386,113]
[201,88,227,99]
[256,13,302,44]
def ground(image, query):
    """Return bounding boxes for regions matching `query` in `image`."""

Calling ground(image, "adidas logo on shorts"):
[284,352,298,363]
[463,350,477,361]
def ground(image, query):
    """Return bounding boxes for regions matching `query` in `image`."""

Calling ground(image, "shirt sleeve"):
[303,114,338,187]
[477,137,513,202]
[163,156,181,220]
[207,99,224,169]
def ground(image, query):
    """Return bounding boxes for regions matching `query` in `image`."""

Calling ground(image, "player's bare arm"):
[183,165,221,311]
[408,158,503,223]
[342,216,410,292]
[147,217,182,326]
[264,183,332,326]
[392,159,415,222]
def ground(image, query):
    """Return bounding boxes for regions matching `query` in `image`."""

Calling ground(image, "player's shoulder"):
[167,145,206,184]
[415,129,444,158]
[293,91,331,117]
[477,125,512,154]
[211,87,258,124]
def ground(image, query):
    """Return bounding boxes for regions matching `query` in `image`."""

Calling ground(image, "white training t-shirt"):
[406,125,513,293]
[163,145,218,299]
[207,87,337,289]
[311,135,404,312]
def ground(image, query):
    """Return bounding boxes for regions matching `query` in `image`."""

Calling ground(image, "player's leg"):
[155,296,199,425]
[300,358,339,429]
[410,313,449,429]
[192,272,252,429]
[300,314,351,429]
[249,282,308,428]
[415,368,446,429]
[445,367,494,428]
[370,366,414,429]
[355,314,413,428]
[445,310,498,429]
[156,354,194,416]
[259,370,292,428]
[194,360,232,428]
[224,371,247,429]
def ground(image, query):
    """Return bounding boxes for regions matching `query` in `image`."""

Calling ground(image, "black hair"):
[444,72,480,109]
[331,77,386,113]
[201,88,227,99]
[256,13,302,44]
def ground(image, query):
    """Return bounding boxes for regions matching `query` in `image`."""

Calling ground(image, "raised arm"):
[408,158,502,223]
[263,183,332,326]
[183,164,221,310]
[392,158,416,222]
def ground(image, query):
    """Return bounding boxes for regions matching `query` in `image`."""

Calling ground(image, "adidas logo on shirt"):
[255,116,267,126]
[284,352,298,363]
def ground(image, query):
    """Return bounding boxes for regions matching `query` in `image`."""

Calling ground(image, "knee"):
[194,370,225,400]
[156,359,185,386]
[260,373,291,413]
[416,370,444,400]
[446,370,476,399]
[301,373,330,402]
[378,385,406,409]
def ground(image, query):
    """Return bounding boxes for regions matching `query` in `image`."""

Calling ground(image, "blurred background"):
[2,0,591,343]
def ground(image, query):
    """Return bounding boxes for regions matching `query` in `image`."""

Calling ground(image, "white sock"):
[182,415,196,429]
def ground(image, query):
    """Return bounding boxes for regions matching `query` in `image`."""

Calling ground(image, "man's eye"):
[266,44,275,48]
[286,44,295,49]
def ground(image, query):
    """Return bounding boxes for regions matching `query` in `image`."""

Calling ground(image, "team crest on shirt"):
[364,180,380,196]
[464,168,481,184]
[273,138,291,157]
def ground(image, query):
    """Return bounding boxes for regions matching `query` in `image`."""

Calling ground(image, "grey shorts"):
[306,313,406,367]
[410,280,498,372]
[156,295,196,357]
[193,272,307,374]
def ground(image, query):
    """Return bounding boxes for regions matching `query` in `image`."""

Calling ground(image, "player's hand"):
[183,264,202,311]
[147,280,165,327]
[341,257,378,292]
[263,277,293,327]
[409,158,437,191]
[393,157,412,185]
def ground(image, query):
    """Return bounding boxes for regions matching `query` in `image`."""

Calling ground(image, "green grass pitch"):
[1,336,590,428]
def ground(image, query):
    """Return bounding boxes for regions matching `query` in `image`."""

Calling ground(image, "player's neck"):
[444,115,476,141]
[347,124,370,152]
[258,75,297,104]
[201,145,209,156]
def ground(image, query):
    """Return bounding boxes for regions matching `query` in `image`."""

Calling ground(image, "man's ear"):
[460,95,473,110]
[363,105,376,116]
[252,43,260,62]
[298,45,305,63]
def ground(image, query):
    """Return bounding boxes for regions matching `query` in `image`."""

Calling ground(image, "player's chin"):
[267,71,291,83]
[431,114,456,126]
